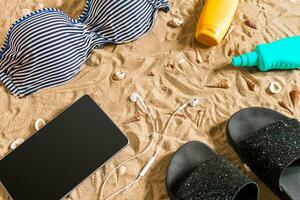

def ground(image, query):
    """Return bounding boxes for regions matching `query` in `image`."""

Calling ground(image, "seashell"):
[168,17,184,28]
[112,71,126,81]
[244,164,251,172]
[206,80,230,89]
[130,77,135,85]
[228,49,234,57]
[269,81,282,94]
[119,166,127,175]
[195,50,203,63]
[242,75,256,91]
[10,138,24,150]
[148,71,155,76]
[35,2,44,10]
[178,59,186,64]
[22,9,31,16]
[290,89,300,107]
[278,101,294,115]
[35,118,46,131]
[230,48,240,56]
[167,113,187,119]
[56,0,64,7]
[197,109,205,127]
[166,63,175,69]
[245,20,257,29]
[123,115,141,125]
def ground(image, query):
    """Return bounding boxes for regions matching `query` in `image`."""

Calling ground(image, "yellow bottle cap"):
[195,25,222,46]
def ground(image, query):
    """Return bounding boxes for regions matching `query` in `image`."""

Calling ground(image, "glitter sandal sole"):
[166,141,259,200]
[227,107,300,200]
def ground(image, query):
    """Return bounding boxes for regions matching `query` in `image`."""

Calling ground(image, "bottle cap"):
[195,25,221,46]
[232,52,259,67]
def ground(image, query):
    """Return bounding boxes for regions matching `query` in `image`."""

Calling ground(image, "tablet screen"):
[0,95,128,200]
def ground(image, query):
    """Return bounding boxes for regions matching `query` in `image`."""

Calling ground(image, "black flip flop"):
[227,107,300,200]
[166,141,259,200]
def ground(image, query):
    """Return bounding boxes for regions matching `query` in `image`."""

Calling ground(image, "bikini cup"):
[0,0,169,97]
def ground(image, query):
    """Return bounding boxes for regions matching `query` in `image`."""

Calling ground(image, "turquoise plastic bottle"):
[232,36,300,71]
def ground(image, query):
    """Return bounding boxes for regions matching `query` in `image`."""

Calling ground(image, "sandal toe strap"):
[176,155,256,200]
[239,119,300,193]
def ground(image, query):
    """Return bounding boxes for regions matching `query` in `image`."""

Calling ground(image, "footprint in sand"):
[87,54,101,67]
[161,85,173,97]
[166,31,178,41]
[181,7,194,18]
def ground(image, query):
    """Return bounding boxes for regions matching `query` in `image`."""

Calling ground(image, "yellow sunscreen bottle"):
[195,0,239,46]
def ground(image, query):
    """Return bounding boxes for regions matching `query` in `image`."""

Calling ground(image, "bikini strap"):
[148,0,170,12]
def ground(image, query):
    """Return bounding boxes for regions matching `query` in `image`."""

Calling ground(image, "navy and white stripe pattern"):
[0,0,169,97]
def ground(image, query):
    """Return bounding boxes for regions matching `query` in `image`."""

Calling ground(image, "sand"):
[1,0,300,199]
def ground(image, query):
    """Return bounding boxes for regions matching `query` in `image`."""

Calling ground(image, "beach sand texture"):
[1,0,300,199]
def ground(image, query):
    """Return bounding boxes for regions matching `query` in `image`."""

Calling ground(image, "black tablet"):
[0,95,128,200]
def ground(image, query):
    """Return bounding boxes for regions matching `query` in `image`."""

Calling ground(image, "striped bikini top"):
[0,0,169,97]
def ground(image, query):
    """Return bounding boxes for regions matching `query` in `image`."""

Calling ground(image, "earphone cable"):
[99,102,156,200]
[100,99,193,200]
[153,103,185,157]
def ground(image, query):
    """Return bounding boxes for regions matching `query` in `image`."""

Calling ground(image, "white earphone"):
[131,92,199,111]
[100,93,199,200]
[129,93,149,113]
[129,92,140,103]
[189,97,199,107]
[178,97,199,110]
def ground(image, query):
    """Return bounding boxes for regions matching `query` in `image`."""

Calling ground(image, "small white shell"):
[168,17,184,28]
[196,50,203,63]
[21,9,31,16]
[244,164,251,172]
[112,71,126,81]
[178,58,186,64]
[119,166,127,175]
[35,3,44,10]
[35,118,46,131]
[269,81,282,94]
[10,138,24,150]
[56,0,64,7]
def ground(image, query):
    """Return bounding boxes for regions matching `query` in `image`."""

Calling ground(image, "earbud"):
[178,97,199,110]
[129,93,148,113]
[189,97,199,107]
[129,93,140,103]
